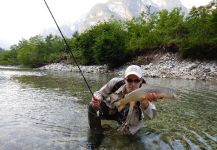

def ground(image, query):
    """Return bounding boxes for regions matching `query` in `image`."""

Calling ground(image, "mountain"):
[41,24,74,38]
[41,0,187,37]
[77,0,187,32]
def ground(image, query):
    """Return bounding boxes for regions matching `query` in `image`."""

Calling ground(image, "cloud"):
[0,0,107,48]
[181,0,210,8]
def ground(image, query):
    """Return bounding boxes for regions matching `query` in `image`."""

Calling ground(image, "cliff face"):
[40,0,187,38]
[77,0,187,32]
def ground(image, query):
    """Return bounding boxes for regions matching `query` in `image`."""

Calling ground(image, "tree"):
[45,34,65,63]
[17,36,46,67]
[181,2,217,60]
[152,8,185,45]
[92,21,128,68]
[72,29,96,65]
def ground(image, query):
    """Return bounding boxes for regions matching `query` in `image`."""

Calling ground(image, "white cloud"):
[181,0,211,8]
[0,0,107,48]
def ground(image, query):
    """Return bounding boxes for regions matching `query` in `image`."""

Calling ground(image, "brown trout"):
[114,85,177,111]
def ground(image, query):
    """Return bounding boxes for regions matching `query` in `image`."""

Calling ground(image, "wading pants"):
[88,101,139,132]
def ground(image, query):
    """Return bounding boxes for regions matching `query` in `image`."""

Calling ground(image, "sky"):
[0,0,211,49]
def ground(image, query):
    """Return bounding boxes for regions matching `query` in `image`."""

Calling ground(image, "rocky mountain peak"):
[41,0,187,37]
[77,0,187,32]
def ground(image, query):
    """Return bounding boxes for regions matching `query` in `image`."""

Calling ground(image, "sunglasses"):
[126,78,141,83]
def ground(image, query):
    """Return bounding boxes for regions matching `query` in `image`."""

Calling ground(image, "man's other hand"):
[91,95,103,110]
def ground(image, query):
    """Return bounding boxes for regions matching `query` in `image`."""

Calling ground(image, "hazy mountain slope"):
[77,0,187,32]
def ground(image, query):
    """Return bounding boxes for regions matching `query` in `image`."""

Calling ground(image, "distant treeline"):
[0,1,216,68]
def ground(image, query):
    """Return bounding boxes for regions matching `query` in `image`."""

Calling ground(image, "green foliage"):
[181,39,217,60]
[1,1,216,68]
[180,2,217,60]
[17,36,45,67]
[210,7,217,32]
[124,8,186,54]
[17,46,34,67]
[7,35,66,67]
[151,8,186,48]
[44,34,66,63]
[0,49,18,65]
[72,21,128,68]
[92,21,128,68]
[72,30,96,64]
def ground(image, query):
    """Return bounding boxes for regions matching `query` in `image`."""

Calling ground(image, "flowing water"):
[0,66,217,150]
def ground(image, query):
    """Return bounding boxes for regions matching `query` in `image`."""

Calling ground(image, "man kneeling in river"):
[88,65,158,135]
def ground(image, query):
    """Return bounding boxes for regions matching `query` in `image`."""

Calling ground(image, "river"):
[0,66,217,150]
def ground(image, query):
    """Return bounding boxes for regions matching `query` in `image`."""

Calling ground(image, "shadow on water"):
[1,67,217,149]
[86,130,105,150]
[84,125,149,150]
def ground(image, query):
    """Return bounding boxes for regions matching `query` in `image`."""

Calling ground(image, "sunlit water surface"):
[0,66,217,150]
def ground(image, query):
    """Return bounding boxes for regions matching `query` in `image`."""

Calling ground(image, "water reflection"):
[0,67,217,149]
[86,130,105,149]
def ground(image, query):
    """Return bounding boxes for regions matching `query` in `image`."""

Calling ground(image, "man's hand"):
[141,92,157,109]
[146,92,158,102]
[91,95,103,111]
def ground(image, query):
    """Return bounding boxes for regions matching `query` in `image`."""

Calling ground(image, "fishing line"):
[43,0,108,117]
[43,0,94,97]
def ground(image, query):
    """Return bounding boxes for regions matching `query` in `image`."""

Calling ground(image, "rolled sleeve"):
[94,77,123,99]
[142,102,157,120]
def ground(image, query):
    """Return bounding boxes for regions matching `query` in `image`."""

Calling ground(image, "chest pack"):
[111,80,125,93]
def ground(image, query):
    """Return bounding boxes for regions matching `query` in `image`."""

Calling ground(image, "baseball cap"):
[125,65,142,78]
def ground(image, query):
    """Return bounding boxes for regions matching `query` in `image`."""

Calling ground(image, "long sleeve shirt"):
[94,77,157,134]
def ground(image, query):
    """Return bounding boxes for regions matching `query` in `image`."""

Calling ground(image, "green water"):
[0,66,217,150]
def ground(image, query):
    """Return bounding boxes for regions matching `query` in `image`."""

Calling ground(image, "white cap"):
[125,65,142,78]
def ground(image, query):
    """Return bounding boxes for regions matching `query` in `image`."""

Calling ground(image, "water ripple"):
[1,68,217,149]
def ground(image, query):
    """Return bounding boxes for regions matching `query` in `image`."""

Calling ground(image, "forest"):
[0,1,216,68]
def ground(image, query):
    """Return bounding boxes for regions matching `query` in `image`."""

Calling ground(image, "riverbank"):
[38,53,217,81]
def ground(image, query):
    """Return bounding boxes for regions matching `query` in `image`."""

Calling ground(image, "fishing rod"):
[43,0,94,97]
[43,0,109,118]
